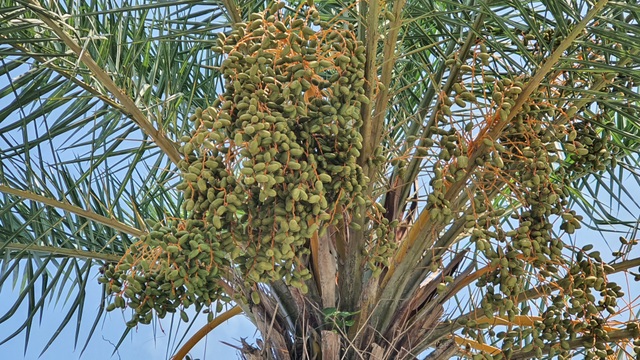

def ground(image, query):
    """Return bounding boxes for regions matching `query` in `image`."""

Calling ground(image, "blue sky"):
[0,5,257,356]
[3,1,640,359]
[0,269,256,359]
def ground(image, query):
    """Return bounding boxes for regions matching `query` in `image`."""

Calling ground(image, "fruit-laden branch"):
[100,4,375,334]
[441,0,611,250]
[510,327,639,360]
[375,0,610,334]
[445,318,632,359]
[397,35,633,314]
[453,0,611,199]
[0,185,145,237]
[397,12,487,216]
[418,283,548,347]
[418,251,640,352]
[23,0,182,165]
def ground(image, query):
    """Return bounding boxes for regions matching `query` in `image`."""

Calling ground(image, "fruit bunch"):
[179,3,368,287]
[101,2,371,324]
[429,46,623,357]
[100,220,227,327]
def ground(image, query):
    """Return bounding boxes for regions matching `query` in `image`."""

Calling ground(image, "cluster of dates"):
[100,3,377,325]
[430,48,624,358]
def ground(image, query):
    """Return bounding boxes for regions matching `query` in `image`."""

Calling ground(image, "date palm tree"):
[2,0,640,359]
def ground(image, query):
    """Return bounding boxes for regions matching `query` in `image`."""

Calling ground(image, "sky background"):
[2,1,640,359]
[0,270,257,359]
[0,46,255,360]
[0,2,257,359]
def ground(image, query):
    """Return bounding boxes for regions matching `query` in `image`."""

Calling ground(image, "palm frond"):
[0,0,236,353]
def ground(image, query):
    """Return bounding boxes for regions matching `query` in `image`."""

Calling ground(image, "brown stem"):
[610,257,640,273]
[422,338,459,360]
[171,306,242,360]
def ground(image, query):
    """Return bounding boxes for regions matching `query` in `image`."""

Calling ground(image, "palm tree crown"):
[1,0,640,359]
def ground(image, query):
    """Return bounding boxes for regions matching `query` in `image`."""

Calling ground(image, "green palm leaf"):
[0,0,234,353]
[1,0,640,359]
